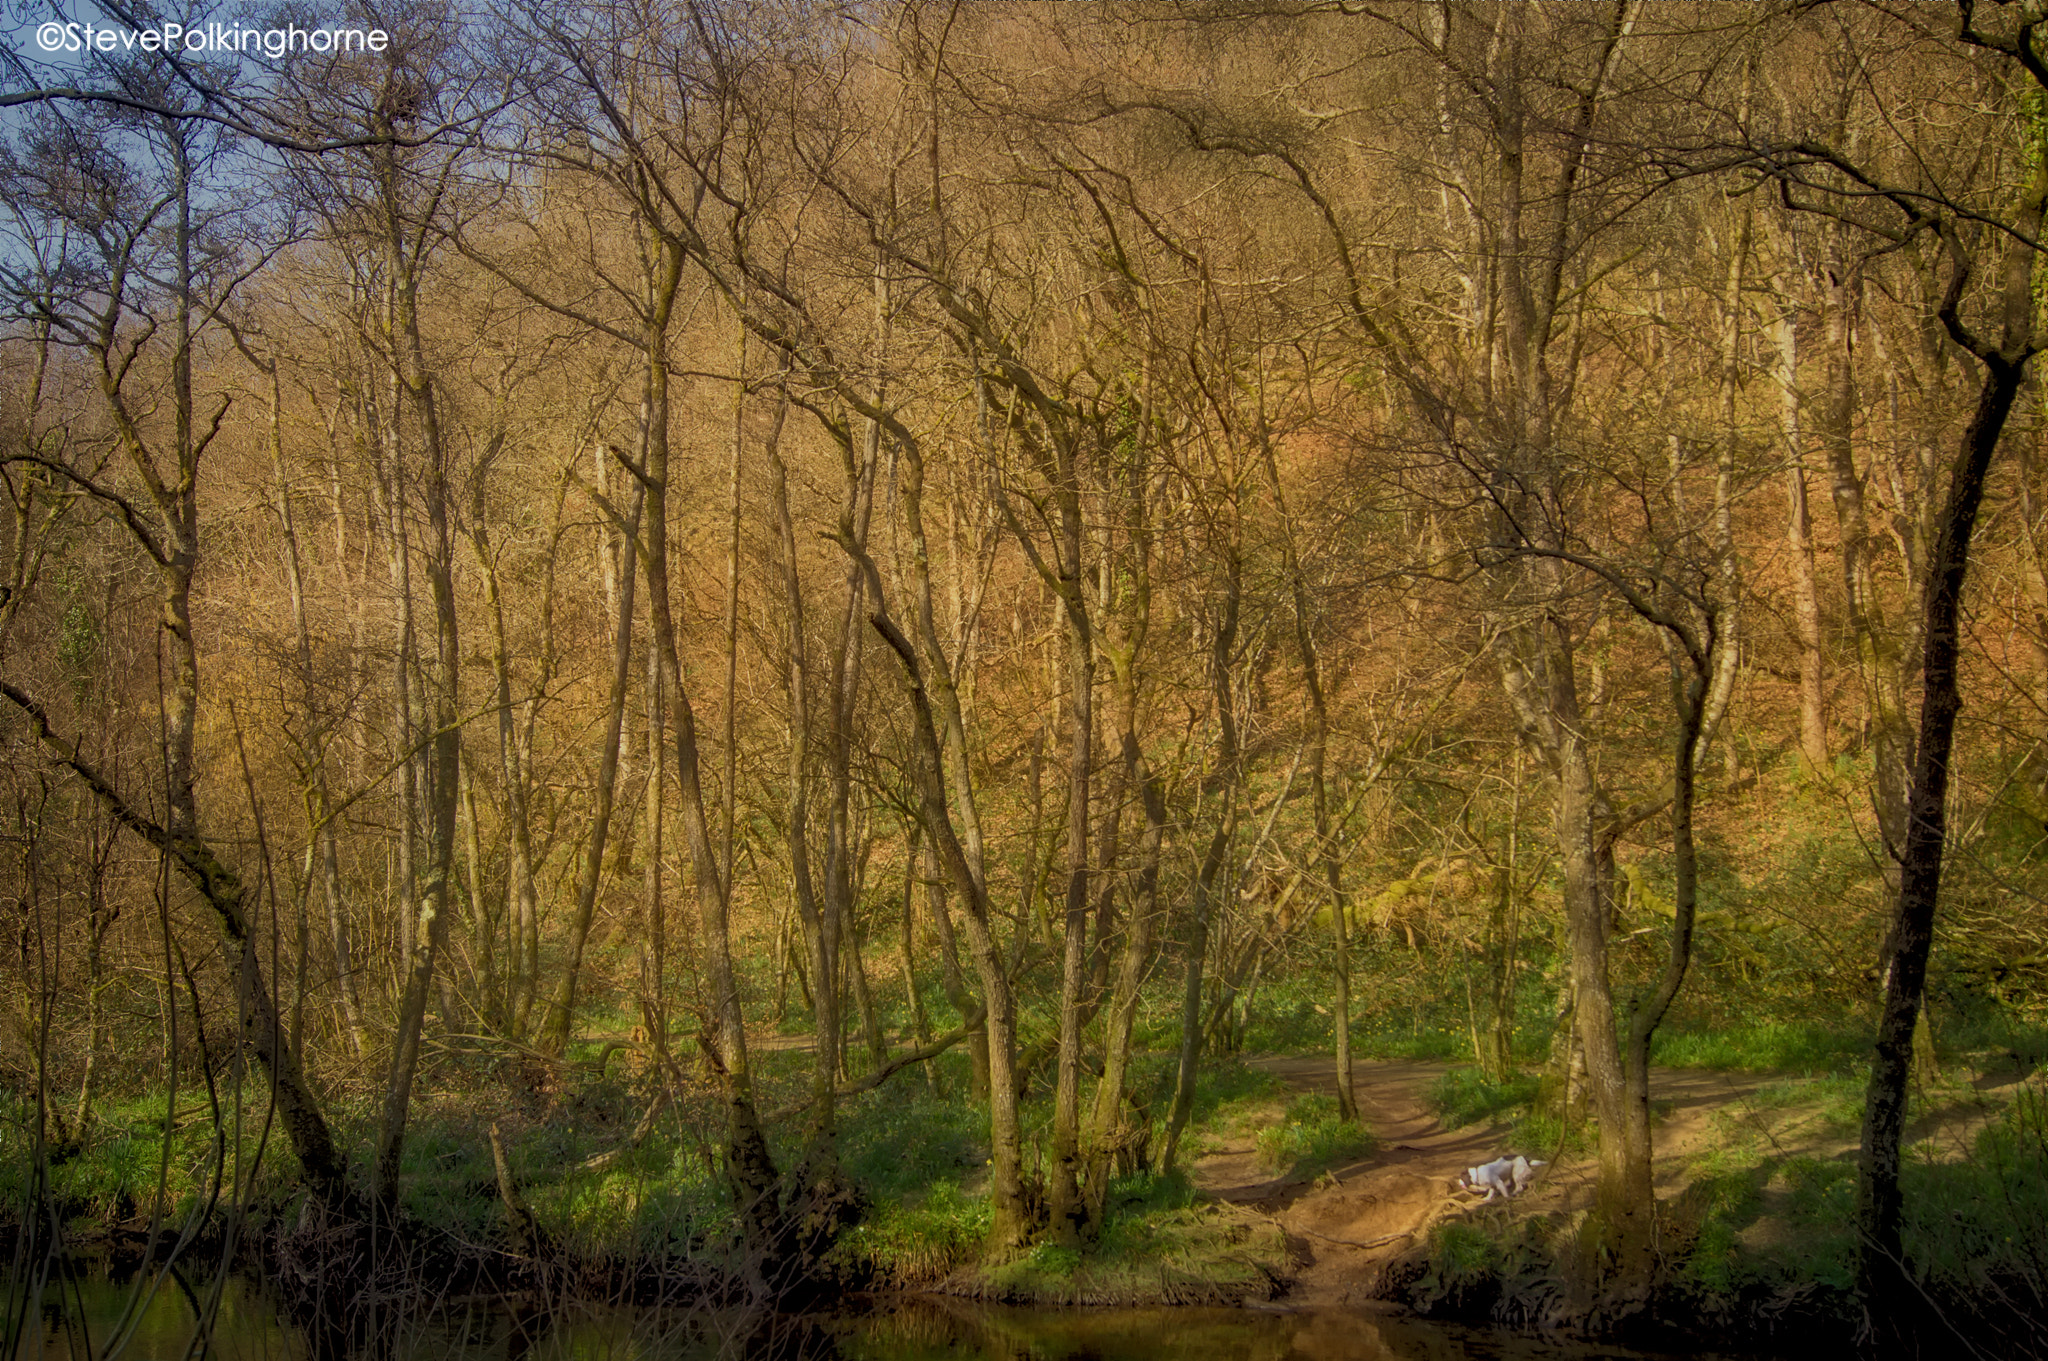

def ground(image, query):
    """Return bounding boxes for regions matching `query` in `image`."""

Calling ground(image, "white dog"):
[1458,1154,1548,1202]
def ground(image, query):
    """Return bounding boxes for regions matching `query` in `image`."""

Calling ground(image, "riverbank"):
[11,1040,2045,1353]
[1230,1050,2047,1354]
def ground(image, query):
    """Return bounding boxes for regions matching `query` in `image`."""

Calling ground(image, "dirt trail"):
[1193,1057,1778,1307]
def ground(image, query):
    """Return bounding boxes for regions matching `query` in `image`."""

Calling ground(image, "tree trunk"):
[869,609,1030,1253]
[926,845,988,1097]
[1858,356,2029,1327]
[764,387,843,1194]
[1818,248,1911,857]
[1161,547,1241,1171]
[899,823,939,1095]
[1557,733,1649,1311]
[1046,597,1094,1244]
[1769,298,1829,770]
[72,819,118,1134]
[374,250,462,1210]
[3,682,354,1211]
[266,360,367,1058]
[898,385,992,1093]
[473,482,543,1037]
[1260,409,1354,1120]
[635,271,781,1240]
[1083,723,1164,1218]
[1493,609,1651,1309]
[540,480,643,1054]
[15,125,353,1214]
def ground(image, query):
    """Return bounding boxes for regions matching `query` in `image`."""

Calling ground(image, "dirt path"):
[1195,1057,1781,1307]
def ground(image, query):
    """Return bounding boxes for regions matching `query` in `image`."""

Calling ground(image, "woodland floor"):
[1185,1054,2029,1309]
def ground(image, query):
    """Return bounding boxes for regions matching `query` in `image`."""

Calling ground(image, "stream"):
[7,1264,1824,1361]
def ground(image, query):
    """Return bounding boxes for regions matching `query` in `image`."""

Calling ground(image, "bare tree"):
[0,83,352,1211]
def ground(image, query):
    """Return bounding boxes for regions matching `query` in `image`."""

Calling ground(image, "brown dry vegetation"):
[4,1,2048,1348]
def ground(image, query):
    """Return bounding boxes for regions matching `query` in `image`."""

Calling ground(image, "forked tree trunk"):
[1083,728,1164,1220]
[1817,246,1911,859]
[15,128,354,1213]
[1046,591,1094,1244]
[473,488,543,1036]
[3,681,354,1211]
[636,291,781,1235]
[764,389,843,1190]
[869,609,1030,1253]
[1259,414,1354,1120]
[374,246,463,1209]
[265,361,367,1058]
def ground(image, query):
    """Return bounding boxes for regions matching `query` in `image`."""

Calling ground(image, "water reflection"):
[18,1267,306,1361]
[820,1300,1797,1361]
[12,1270,1803,1361]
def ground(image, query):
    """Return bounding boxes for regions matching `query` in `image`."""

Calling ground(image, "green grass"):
[834,1067,990,1201]
[1662,1074,2048,1338]
[1401,1214,1563,1320]
[972,1200,1289,1304]
[838,1164,1205,1294]
[1133,1054,1285,1158]
[1903,1086,2048,1307]
[1509,1110,1593,1159]
[1253,1093,1376,1177]
[2,1086,306,1231]
[1353,1029,1470,1061]
[824,1061,1295,1301]
[1421,1065,1587,1157]
[1428,1067,1542,1129]
[829,1178,992,1285]
[1650,1021,1872,1074]
[1745,1075,1866,1136]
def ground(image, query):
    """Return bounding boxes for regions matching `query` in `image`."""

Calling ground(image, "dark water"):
[8,1269,1806,1361]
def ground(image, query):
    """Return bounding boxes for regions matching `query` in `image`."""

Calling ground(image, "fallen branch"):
[578,1086,673,1172]
[766,1008,986,1123]
[1298,1224,1418,1251]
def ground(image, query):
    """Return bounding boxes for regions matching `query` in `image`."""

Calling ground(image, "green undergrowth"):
[1254,1093,1377,1178]
[1424,1066,1587,1157]
[1669,1074,2048,1312]
[397,1074,745,1257]
[825,1056,1295,1301]
[11,1043,1303,1307]
[1428,1067,1541,1130]
[1397,1215,1566,1326]
[831,1178,992,1285]
[1665,1076,1870,1308]
[832,1167,1286,1303]
[0,1065,751,1262]
[1394,1059,2048,1347]
[1353,1030,1469,1062]
[1158,1057,1285,1159]
[1650,1021,1872,1074]
[831,1056,992,1203]
[2,1086,305,1232]
[972,1199,1287,1305]
[1163,1054,1287,1118]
